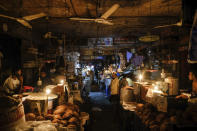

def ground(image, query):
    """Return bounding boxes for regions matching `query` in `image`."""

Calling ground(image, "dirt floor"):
[80,92,121,131]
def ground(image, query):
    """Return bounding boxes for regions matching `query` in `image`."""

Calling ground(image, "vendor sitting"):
[176,64,197,100]
[1,68,22,95]
[52,66,66,84]
[40,68,53,88]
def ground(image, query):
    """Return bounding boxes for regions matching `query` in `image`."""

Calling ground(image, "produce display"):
[25,113,36,121]
[25,103,81,128]
[135,103,197,130]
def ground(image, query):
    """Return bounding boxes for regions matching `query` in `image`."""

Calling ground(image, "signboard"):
[88,37,113,46]
[114,37,136,44]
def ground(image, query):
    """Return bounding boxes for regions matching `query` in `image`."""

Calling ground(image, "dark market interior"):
[0,0,197,131]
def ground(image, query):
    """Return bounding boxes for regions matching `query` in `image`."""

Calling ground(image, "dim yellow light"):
[60,80,64,84]
[139,74,143,81]
[46,89,51,95]
[154,85,158,90]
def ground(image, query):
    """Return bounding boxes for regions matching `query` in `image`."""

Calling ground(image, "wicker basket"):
[0,103,25,131]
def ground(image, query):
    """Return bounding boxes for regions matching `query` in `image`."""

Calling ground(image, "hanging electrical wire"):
[47,0,51,46]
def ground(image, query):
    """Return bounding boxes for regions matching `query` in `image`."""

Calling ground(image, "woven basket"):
[0,103,25,130]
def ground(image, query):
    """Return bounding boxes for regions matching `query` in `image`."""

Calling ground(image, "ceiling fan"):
[43,32,57,39]
[69,4,120,25]
[139,35,160,42]
[0,12,46,29]
[153,19,182,29]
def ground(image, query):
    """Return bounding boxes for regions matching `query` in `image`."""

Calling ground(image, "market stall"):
[120,68,197,131]
[0,76,88,131]
[0,0,197,131]
[0,95,88,131]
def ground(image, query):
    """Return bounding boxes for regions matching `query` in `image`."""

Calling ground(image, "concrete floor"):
[80,92,121,131]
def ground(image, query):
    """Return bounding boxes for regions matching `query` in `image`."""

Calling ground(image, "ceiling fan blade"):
[16,19,32,29]
[69,18,95,21]
[22,12,46,21]
[153,24,175,29]
[0,14,32,28]
[0,14,17,20]
[104,21,114,25]
[176,20,182,26]
[101,4,120,19]
[95,19,114,25]
[79,21,92,23]
[153,20,182,29]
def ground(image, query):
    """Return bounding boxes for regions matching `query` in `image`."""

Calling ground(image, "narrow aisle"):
[81,92,121,131]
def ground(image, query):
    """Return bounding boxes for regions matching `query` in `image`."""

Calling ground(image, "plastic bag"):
[34,124,57,131]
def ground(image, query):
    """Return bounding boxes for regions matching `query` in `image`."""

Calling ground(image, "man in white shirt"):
[1,70,20,95]
[104,68,112,97]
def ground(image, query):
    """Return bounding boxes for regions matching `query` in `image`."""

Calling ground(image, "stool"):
[24,86,34,92]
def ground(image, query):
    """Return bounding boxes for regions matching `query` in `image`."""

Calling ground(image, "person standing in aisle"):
[82,70,92,97]
[104,67,111,97]
[110,72,120,121]
[99,71,105,92]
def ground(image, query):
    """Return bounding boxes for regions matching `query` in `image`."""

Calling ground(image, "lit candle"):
[154,85,158,90]
[45,88,51,115]
[60,80,64,85]
[46,89,51,95]
[139,74,143,82]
